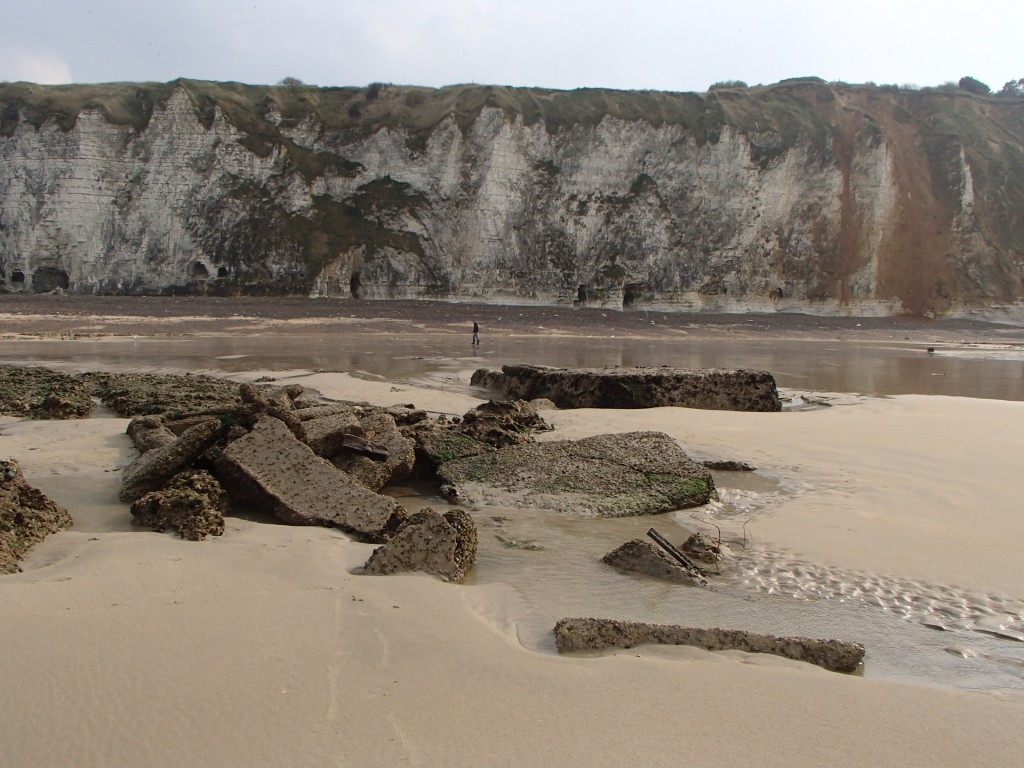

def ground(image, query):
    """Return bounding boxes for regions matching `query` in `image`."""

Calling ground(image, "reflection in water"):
[3,333,1024,400]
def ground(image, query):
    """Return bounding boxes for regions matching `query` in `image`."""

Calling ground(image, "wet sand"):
[3,293,1024,341]
[1,297,1024,767]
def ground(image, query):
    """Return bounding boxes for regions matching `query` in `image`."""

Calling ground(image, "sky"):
[2,0,1021,94]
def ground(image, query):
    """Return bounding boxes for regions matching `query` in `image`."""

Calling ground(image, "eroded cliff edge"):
[2,78,1023,318]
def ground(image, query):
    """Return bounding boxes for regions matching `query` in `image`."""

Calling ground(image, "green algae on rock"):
[438,431,714,516]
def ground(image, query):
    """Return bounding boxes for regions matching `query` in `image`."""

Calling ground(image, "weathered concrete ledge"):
[471,364,782,411]
[553,617,865,673]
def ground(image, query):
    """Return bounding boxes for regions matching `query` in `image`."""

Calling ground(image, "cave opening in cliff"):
[350,270,362,299]
[11,269,24,286]
[191,262,210,280]
[217,266,228,278]
[622,284,639,308]
[31,267,69,292]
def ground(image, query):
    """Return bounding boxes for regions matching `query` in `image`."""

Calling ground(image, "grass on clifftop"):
[3,78,1021,166]
[0,78,952,141]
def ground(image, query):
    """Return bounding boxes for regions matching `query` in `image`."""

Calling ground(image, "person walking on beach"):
[472,321,480,346]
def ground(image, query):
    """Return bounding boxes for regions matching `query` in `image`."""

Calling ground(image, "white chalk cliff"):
[1,79,1022,318]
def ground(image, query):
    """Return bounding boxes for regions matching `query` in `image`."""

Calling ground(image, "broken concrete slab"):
[337,434,391,460]
[363,508,477,583]
[119,418,223,503]
[295,404,415,487]
[553,617,865,673]
[238,382,303,436]
[0,364,93,419]
[472,364,782,411]
[213,417,405,540]
[293,402,369,422]
[437,431,714,516]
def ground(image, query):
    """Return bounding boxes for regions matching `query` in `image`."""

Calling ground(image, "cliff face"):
[2,79,1023,318]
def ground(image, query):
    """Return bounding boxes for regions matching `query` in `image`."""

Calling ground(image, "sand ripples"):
[732,547,1024,644]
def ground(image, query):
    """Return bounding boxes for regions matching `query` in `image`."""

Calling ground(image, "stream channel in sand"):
[3,331,1024,693]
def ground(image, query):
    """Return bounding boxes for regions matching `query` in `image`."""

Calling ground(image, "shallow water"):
[389,484,1024,693]
[3,332,1024,691]
[3,332,1024,401]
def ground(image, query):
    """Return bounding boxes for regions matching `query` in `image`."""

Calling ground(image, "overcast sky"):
[3,0,1021,94]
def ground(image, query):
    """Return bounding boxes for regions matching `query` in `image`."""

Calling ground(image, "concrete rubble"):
[119,418,223,503]
[107,375,747,592]
[290,402,419,490]
[111,381,483,571]
[329,409,416,491]
[455,399,553,447]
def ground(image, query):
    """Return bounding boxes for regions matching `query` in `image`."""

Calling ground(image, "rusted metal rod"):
[647,527,705,577]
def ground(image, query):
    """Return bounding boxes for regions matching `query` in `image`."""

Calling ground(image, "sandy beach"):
[2,297,1024,767]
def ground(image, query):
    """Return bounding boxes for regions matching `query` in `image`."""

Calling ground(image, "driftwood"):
[647,528,706,577]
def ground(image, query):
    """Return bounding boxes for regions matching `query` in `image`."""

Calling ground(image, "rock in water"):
[602,539,707,586]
